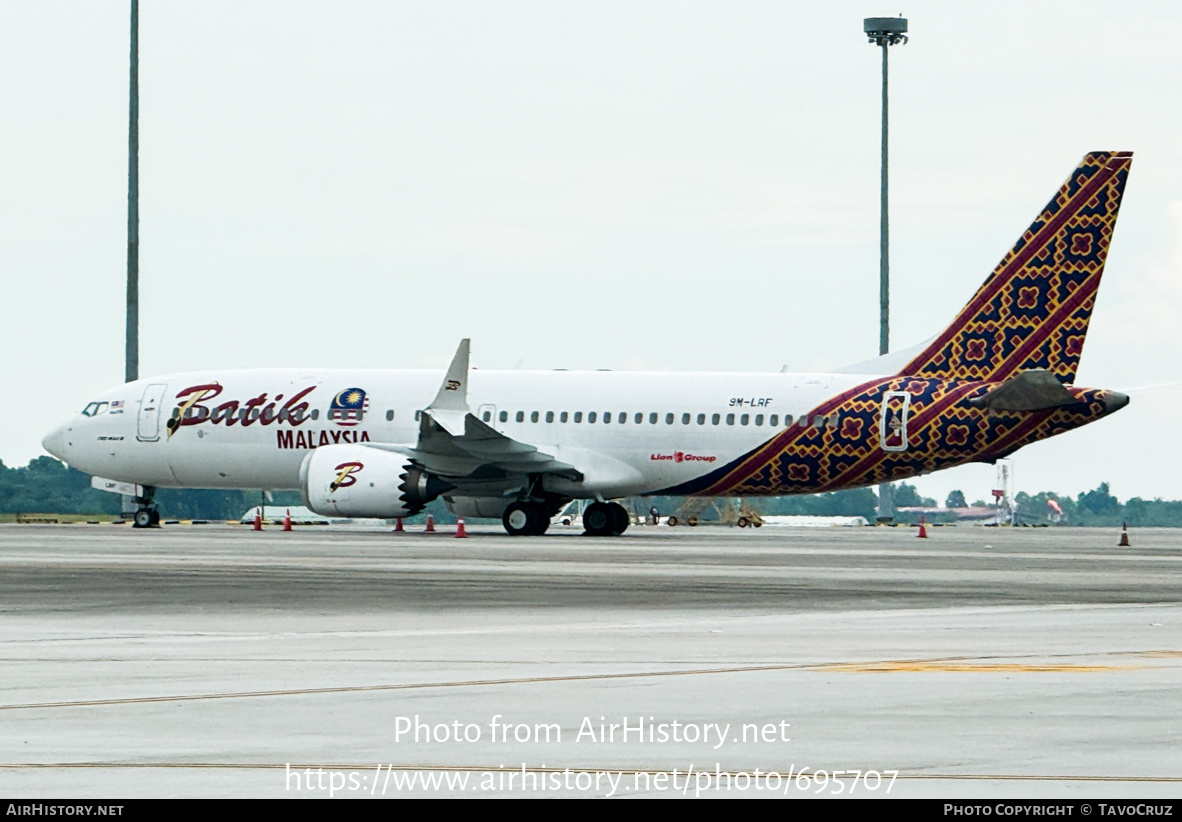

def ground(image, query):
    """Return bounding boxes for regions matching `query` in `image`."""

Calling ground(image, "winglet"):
[427,339,471,413]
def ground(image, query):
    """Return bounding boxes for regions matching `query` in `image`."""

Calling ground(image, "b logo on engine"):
[330,461,364,491]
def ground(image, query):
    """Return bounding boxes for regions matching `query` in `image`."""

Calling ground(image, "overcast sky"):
[3,1,1181,504]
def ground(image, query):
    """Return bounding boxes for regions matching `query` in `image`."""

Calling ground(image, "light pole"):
[126,0,138,385]
[123,0,139,520]
[863,15,907,524]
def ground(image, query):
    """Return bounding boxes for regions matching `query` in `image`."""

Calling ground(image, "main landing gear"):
[582,501,629,537]
[502,501,550,536]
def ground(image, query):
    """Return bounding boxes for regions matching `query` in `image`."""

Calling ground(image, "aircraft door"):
[879,391,911,452]
[137,383,168,442]
[477,404,497,426]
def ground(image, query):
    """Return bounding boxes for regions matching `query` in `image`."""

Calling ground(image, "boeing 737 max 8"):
[42,152,1133,535]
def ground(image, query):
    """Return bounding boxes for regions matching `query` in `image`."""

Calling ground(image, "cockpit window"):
[81,402,108,417]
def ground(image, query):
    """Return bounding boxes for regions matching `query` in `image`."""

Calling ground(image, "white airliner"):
[43,152,1133,535]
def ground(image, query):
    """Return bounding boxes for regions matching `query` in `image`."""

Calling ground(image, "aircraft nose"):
[1104,391,1130,415]
[41,423,71,461]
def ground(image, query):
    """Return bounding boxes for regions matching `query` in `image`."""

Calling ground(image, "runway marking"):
[0,651,1173,712]
[0,762,1179,784]
[821,661,1140,673]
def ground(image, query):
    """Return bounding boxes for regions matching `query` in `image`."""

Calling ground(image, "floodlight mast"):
[863,15,908,524]
[126,0,139,385]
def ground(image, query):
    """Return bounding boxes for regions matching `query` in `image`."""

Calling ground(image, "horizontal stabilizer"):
[968,369,1078,412]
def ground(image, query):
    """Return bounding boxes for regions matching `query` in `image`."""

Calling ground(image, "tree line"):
[1,456,1178,526]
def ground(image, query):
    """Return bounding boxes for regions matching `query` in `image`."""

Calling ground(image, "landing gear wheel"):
[503,502,546,536]
[609,502,630,535]
[584,502,628,536]
[133,508,157,528]
[583,502,614,536]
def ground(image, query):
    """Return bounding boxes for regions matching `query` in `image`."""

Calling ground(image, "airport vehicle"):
[42,152,1133,535]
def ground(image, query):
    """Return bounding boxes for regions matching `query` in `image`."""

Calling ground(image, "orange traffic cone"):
[253,508,262,531]
[1118,521,1130,547]
[283,509,292,531]
[393,517,404,533]
[455,518,467,538]
[425,514,436,533]
[917,516,928,539]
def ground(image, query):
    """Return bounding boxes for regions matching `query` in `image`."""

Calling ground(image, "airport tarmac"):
[0,522,1179,799]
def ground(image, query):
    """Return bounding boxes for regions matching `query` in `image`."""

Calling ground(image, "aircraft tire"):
[583,502,615,536]
[608,502,629,535]
[133,509,153,529]
[503,502,545,536]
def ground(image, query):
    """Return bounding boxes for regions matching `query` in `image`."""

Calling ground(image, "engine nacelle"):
[299,444,451,519]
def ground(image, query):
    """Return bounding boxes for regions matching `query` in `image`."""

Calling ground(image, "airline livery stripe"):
[808,382,983,494]
[693,377,885,495]
[702,380,982,497]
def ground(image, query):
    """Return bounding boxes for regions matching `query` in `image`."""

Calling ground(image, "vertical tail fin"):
[900,151,1132,383]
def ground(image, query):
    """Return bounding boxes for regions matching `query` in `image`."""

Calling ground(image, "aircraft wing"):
[368,339,583,483]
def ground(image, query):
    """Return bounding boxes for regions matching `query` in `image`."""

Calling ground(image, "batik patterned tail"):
[900,151,1132,384]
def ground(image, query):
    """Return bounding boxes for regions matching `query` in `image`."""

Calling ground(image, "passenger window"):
[546,411,554,423]
[755,414,764,426]
[666,413,674,425]
[769,414,778,426]
[388,410,396,421]
[574,412,583,423]
[481,410,490,422]
[697,413,705,425]
[604,412,611,424]
[783,414,792,426]
[634,413,643,424]
[726,413,735,425]
[812,415,824,428]
[312,409,321,420]
[681,413,690,425]
[499,410,508,423]
[530,411,539,423]
[589,412,597,423]
[516,411,524,423]
[649,412,657,424]
[828,414,839,428]
[561,411,569,423]
[741,414,749,425]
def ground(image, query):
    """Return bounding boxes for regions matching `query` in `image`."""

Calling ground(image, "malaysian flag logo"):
[328,388,369,426]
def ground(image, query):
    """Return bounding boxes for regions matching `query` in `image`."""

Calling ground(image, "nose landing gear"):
[129,486,160,528]
[132,508,160,528]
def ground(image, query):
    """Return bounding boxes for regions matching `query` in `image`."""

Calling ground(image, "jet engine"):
[299,444,452,518]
